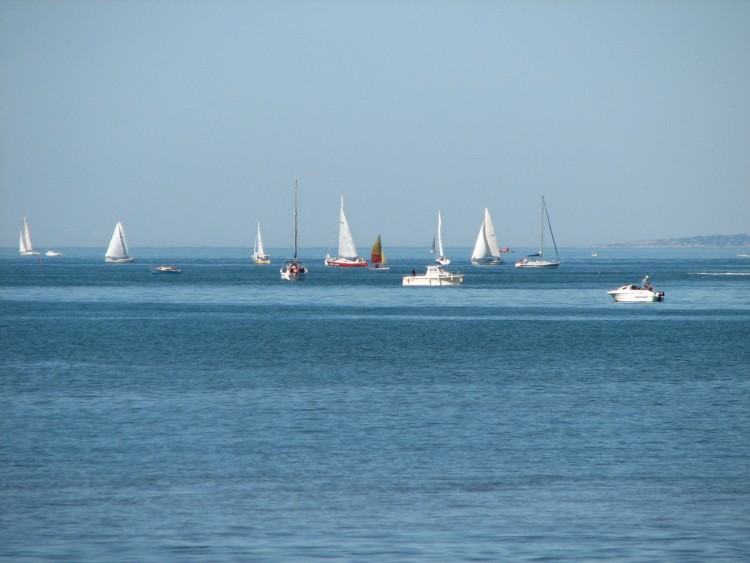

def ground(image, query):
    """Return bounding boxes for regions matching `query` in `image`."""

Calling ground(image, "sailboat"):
[515,196,560,268]
[369,234,390,271]
[280,180,307,281]
[104,221,134,263]
[19,217,39,255]
[252,222,271,264]
[325,194,368,267]
[435,210,450,265]
[471,207,503,265]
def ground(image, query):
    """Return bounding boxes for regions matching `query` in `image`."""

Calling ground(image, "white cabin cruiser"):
[403,264,464,286]
[607,284,665,303]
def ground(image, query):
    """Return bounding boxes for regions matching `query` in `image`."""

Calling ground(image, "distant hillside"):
[606,234,750,248]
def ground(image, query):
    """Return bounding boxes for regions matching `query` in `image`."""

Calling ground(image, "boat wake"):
[688,272,750,276]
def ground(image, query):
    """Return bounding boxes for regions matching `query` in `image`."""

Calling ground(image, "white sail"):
[105,221,133,262]
[19,217,38,255]
[256,223,266,257]
[253,222,270,263]
[437,210,445,257]
[337,194,358,259]
[471,208,502,263]
[434,210,450,265]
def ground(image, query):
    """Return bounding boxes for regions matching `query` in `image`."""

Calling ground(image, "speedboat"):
[607,284,664,303]
[151,265,182,274]
[402,264,464,286]
[45,250,62,257]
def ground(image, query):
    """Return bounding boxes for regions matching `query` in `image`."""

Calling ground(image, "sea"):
[1,246,749,562]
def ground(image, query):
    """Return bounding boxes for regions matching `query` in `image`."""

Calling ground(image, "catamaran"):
[471,207,503,265]
[104,221,134,263]
[369,234,390,270]
[19,217,39,255]
[280,181,307,281]
[252,222,271,264]
[435,210,450,265]
[515,196,561,268]
[325,194,368,267]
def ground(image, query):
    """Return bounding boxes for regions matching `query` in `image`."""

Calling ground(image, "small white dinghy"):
[607,284,665,303]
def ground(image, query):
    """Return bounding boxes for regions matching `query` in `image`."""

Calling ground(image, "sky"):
[1,0,749,251]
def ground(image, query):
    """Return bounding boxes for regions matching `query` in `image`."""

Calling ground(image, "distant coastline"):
[601,233,750,248]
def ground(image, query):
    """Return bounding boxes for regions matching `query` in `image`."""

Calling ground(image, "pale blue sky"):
[1,0,748,250]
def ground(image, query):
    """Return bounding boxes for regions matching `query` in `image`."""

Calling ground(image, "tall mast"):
[540,196,545,258]
[293,180,298,259]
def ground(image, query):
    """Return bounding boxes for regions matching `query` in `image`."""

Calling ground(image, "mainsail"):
[471,207,502,263]
[337,195,358,259]
[371,235,386,265]
[105,222,133,262]
[19,217,37,255]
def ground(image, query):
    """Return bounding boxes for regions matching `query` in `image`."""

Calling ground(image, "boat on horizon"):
[325,194,368,267]
[104,222,134,263]
[45,250,62,257]
[471,207,503,265]
[403,264,464,286]
[515,196,561,268]
[19,217,39,255]
[151,264,182,274]
[280,180,307,281]
[252,222,271,264]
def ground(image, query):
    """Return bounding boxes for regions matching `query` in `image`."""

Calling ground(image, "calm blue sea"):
[1,247,749,562]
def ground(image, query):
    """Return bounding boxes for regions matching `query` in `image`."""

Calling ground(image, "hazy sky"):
[1,0,748,251]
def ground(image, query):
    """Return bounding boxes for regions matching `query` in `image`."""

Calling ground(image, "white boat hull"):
[472,257,503,266]
[607,285,665,303]
[515,258,560,268]
[403,265,464,286]
[105,256,135,263]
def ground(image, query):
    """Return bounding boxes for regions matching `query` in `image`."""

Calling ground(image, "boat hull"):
[515,259,560,268]
[472,257,503,266]
[607,285,665,302]
[280,261,307,281]
[151,266,181,274]
[325,256,368,267]
[105,256,135,263]
[253,256,271,265]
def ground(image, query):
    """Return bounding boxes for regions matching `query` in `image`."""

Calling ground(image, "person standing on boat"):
[641,275,652,291]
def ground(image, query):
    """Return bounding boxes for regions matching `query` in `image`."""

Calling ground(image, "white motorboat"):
[607,284,665,303]
[45,250,62,257]
[151,264,182,274]
[403,264,464,286]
